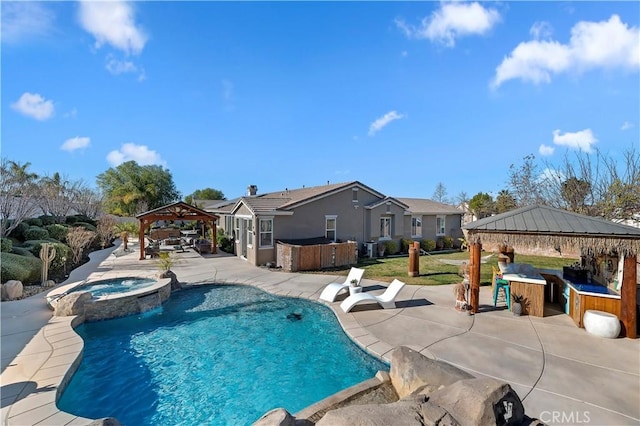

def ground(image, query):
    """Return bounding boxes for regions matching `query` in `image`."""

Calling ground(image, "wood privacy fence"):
[277,241,358,272]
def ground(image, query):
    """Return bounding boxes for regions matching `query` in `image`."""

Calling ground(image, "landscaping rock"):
[43,279,56,288]
[54,291,92,317]
[316,399,424,426]
[389,346,473,399]
[252,408,296,426]
[159,270,181,291]
[428,378,525,425]
[419,400,460,426]
[3,280,24,301]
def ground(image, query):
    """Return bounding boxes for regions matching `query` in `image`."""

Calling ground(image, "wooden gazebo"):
[135,202,219,260]
[463,205,639,338]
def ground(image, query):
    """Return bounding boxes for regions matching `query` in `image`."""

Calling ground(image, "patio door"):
[240,219,248,258]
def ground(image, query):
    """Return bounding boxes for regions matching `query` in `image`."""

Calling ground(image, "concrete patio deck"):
[2,241,639,425]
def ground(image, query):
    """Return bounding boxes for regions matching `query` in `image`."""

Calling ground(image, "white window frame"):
[325,215,337,242]
[234,218,241,242]
[352,188,359,203]
[436,215,446,236]
[246,218,253,247]
[411,216,422,238]
[380,216,392,240]
[259,217,273,248]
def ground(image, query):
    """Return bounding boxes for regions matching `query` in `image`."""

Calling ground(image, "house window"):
[326,215,337,241]
[436,215,446,236]
[259,218,273,247]
[380,216,391,240]
[247,219,253,246]
[411,216,422,237]
[235,218,240,242]
[352,188,358,202]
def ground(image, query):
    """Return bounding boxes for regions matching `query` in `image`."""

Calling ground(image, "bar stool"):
[492,266,511,310]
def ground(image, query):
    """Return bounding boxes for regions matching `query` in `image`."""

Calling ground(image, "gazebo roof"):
[463,205,640,255]
[136,201,219,222]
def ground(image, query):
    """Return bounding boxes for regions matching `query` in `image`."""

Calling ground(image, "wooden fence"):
[277,241,358,272]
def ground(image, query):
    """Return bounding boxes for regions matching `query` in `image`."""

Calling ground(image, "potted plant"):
[511,293,525,316]
[349,278,362,295]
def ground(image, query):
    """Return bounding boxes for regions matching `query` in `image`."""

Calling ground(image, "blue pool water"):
[58,285,387,425]
[70,277,156,297]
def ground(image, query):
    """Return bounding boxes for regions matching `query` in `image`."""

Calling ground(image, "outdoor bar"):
[464,205,639,338]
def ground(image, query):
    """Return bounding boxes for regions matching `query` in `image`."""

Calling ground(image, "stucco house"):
[201,181,463,266]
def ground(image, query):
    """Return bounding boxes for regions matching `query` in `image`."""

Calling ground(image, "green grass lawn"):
[324,251,579,286]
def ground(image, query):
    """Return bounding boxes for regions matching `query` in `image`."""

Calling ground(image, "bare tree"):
[508,154,547,207]
[66,227,96,265]
[74,184,104,219]
[36,173,82,221]
[0,159,40,236]
[96,215,118,248]
[432,182,449,204]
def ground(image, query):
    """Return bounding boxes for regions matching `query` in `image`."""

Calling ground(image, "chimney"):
[247,185,258,196]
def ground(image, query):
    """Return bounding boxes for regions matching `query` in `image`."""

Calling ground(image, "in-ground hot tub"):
[47,276,172,321]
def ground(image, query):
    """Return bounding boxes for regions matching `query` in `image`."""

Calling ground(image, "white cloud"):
[61,136,90,152]
[552,129,598,153]
[530,21,553,40]
[106,143,165,166]
[1,2,55,44]
[396,2,501,47]
[11,92,55,120]
[621,121,634,130]
[78,1,147,55]
[106,57,138,75]
[539,144,555,156]
[368,111,405,136]
[493,15,639,88]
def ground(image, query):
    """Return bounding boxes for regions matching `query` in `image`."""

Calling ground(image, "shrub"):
[1,238,12,253]
[421,239,436,252]
[11,247,35,257]
[33,242,72,278]
[115,221,139,235]
[400,239,414,253]
[1,252,41,283]
[25,226,50,241]
[442,236,453,249]
[383,240,398,255]
[73,222,97,232]
[8,222,29,240]
[25,218,43,227]
[45,224,68,242]
[39,215,63,226]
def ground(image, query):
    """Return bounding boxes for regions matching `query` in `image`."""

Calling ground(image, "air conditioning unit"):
[365,242,377,259]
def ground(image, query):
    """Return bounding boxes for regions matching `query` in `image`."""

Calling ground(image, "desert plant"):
[350,278,360,287]
[157,252,176,273]
[39,243,56,285]
[511,293,525,316]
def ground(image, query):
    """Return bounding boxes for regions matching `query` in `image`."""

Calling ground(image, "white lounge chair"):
[319,267,365,302]
[340,279,406,313]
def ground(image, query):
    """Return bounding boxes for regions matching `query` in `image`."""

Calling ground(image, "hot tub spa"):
[47,276,172,321]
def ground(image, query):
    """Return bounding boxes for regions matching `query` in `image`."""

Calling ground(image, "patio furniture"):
[319,267,365,302]
[492,266,511,310]
[340,279,405,313]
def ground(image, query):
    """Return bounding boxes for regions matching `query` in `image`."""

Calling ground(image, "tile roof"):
[396,198,463,215]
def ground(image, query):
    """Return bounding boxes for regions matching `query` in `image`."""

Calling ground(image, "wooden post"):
[469,240,482,313]
[408,242,419,277]
[138,219,146,260]
[211,220,217,254]
[620,255,637,338]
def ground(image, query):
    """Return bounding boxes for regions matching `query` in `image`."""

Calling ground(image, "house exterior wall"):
[368,203,406,253]
[402,213,463,243]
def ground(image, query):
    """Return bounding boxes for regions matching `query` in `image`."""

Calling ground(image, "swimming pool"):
[69,277,156,297]
[58,284,387,425]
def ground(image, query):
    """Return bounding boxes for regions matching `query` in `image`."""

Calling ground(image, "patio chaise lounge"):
[319,267,365,302]
[340,279,406,313]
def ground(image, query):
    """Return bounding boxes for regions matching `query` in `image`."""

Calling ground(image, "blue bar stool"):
[492,266,511,310]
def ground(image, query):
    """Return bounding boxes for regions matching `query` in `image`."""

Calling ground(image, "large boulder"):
[43,279,56,288]
[3,280,24,301]
[87,418,121,426]
[252,408,296,426]
[316,399,424,426]
[54,291,92,317]
[428,378,525,425]
[390,346,473,399]
[159,270,181,291]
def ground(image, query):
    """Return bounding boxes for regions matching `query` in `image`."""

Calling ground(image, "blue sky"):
[2,1,639,202]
